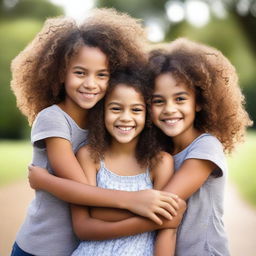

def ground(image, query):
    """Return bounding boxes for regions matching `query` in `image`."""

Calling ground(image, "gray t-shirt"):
[174,133,230,256]
[16,105,88,256]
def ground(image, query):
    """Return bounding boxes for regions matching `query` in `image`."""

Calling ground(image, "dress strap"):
[145,167,152,183]
[99,158,105,169]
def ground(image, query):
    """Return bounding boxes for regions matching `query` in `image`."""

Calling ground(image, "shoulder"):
[151,151,174,169]
[191,133,222,149]
[33,105,66,127]
[31,105,72,143]
[188,133,224,158]
[76,145,100,168]
[185,133,227,177]
[150,151,174,181]
[77,145,91,158]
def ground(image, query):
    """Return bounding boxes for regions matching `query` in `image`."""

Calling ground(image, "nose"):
[119,110,132,122]
[163,101,177,115]
[83,75,97,90]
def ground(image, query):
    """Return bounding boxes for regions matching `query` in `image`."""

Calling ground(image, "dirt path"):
[0,180,256,256]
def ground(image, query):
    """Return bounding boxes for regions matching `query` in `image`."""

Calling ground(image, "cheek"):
[151,106,160,122]
[101,80,109,92]
[138,114,146,128]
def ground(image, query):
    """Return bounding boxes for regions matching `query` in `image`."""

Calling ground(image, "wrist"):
[116,190,135,210]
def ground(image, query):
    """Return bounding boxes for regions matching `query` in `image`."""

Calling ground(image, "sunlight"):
[50,0,95,22]
[185,0,210,27]
[165,1,185,23]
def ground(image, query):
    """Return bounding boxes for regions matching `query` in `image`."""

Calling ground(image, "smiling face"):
[63,45,110,112]
[104,84,146,145]
[152,72,201,148]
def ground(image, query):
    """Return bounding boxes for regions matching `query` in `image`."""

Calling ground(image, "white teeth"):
[164,119,179,124]
[81,93,96,99]
[118,126,133,131]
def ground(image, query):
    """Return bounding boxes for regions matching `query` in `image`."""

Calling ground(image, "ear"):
[196,104,202,112]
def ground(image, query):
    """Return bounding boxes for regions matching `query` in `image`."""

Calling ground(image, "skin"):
[104,84,146,149]
[59,45,110,128]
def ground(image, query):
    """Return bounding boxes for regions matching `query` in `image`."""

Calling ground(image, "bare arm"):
[29,140,179,224]
[72,204,184,240]
[79,152,185,242]
[88,158,214,238]
[71,149,183,240]
[152,152,177,256]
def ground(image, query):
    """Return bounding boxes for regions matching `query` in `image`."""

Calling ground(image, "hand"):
[28,165,50,190]
[127,189,180,225]
[161,198,186,229]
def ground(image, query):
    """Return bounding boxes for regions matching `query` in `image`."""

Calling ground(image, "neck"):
[108,139,137,158]
[58,102,87,129]
[172,129,202,154]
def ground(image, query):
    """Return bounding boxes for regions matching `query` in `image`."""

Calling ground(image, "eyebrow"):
[152,91,190,97]
[107,102,145,107]
[72,66,109,72]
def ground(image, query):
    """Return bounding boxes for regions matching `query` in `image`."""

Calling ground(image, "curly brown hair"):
[11,8,148,125]
[87,65,161,167]
[149,38,253,153]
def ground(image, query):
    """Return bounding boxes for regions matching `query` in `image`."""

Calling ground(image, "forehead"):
[154,73,193,95]
[106,84,144,104]
[69,45,109,68]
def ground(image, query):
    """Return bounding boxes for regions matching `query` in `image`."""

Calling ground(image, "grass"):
[0,140,32,186]
[227,130,256,206]
[0,132,255,206]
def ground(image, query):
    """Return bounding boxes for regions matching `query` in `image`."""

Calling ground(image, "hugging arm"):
[88,157,214,240]
[70,149,182,240]
[29,139,179,224]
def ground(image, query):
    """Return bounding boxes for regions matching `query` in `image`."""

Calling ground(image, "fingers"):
[161,191,179,200]
[148,213,163,225]
[159,202,178,217]
[154,206,173,221]
[160,193,180,210]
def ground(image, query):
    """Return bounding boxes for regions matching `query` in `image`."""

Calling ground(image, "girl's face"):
[105,84,146,145]
[64,45,110,112]
[152,73,200,145]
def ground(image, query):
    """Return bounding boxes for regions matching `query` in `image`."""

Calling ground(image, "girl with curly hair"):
[10,9,180,256]
[29,67,186,256]
[147,38,252,255]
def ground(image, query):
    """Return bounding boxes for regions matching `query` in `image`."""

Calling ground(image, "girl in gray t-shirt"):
[148,38,252,255]
[10,9,179,256]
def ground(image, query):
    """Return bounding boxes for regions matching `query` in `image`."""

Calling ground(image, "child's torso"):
[16,105,88,256]
[174,133,230,256]
[71,160,156,256]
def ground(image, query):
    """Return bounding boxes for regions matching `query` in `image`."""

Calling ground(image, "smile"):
[162,118,181,125]
[115,126,134,133]
[79,92,98,99]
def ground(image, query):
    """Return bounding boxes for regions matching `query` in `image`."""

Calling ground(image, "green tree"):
[0,0,64,139]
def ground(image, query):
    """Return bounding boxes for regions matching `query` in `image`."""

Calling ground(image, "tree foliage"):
[0,0,63,139]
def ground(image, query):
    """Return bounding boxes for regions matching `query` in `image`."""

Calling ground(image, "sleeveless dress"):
[72,160,156,256]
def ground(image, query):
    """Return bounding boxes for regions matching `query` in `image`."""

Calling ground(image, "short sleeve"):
[31,107,71,148]
[184,135,227,177]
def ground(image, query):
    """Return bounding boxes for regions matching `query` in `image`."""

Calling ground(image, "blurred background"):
[0,0,255,255]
